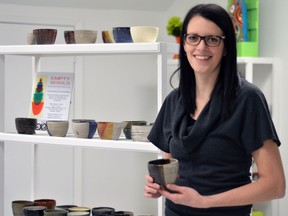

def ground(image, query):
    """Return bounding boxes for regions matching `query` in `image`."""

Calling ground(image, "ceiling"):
[0,0,176,11]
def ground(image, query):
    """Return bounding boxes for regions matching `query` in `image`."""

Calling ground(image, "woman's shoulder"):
[238,77,265,99]
[165,88,180,102]
[236,77,267,106]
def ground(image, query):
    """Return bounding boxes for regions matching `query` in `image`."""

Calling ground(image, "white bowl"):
[130,26,159,43]
[74,30,97,44]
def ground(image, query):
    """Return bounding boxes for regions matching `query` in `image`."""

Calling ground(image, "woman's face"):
[184,15,226,78]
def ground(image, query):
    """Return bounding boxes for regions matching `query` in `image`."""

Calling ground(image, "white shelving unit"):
[0,43,279,216]
[0,42,179,216]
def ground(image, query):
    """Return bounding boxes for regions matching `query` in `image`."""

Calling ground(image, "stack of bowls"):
[130,26,159,43]
[112,27,133,43]
[97,122,127,140]
[68,207,90,216]
[131,125,153,142]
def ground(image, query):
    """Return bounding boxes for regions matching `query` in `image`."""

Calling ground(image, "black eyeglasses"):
[184,34,225,47]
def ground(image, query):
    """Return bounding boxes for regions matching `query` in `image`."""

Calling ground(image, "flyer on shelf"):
[29,72,74,123]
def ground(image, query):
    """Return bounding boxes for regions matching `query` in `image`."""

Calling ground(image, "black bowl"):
[15,118,37,135]
[92,207,115,216]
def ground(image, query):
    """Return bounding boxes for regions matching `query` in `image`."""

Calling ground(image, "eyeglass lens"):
[185,34,224,47]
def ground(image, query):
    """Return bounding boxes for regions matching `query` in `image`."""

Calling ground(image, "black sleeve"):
[240,88,280,154]
[147,90,178,153]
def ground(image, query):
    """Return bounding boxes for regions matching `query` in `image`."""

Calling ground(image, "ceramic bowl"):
[74,30,97,44]
[34,199,56,210]
[12,200,34,216]
[56,205,78,212]
[113,211,134,216]
[112,27,133,43]
[44,209,68,216]
[15,117,37,135]
[101,30,114,43]
[46,120,69,137]
[130,26,159,43]
[148,158,179,191]
[131,125,152,142]
[68,207,90,214]
[123,121,147,139]
[23,206,47,216]
[64,31,75,44]
[33,29,57,45]
[67,212,89,216]
[91,207,115,216]
[97,121,127,140]
[72,119,97,139]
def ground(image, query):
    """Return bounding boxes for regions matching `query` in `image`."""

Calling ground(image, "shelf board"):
[0,42,179,57]
[0,132,160,153]
[168,57,275,66]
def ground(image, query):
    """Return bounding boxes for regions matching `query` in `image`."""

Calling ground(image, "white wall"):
[260,1,288,215]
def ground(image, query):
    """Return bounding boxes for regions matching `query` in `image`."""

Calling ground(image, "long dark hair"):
[171,4,239,118]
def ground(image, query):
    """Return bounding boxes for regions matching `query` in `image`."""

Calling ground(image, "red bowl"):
[34,199,56,209]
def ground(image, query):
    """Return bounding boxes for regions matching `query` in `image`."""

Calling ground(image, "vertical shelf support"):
[157,43,168,111]
[0,55,5,216]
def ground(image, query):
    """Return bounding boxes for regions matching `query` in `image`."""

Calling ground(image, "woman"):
[144,4,285,216]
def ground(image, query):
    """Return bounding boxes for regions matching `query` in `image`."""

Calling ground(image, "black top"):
[148,78,280,216]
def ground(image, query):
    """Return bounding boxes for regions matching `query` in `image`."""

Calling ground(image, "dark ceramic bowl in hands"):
[148,158,179,190]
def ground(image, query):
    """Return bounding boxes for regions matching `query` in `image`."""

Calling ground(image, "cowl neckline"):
[172,85,223,153]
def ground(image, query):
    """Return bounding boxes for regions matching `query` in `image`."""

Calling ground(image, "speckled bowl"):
[112,27,133,43]
[74,30,97,44]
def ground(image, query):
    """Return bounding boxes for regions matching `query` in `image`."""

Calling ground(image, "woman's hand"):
[144,175,162,199]
[161,184,208,208]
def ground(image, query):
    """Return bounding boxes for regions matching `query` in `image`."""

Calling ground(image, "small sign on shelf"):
[29,72,74,126]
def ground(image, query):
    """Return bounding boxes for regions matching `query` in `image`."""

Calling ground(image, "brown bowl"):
[33,29,57,44]
[64,30,75,44]
[34,199,56,209]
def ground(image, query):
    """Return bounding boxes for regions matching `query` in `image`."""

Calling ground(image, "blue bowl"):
[113,27,133,43]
